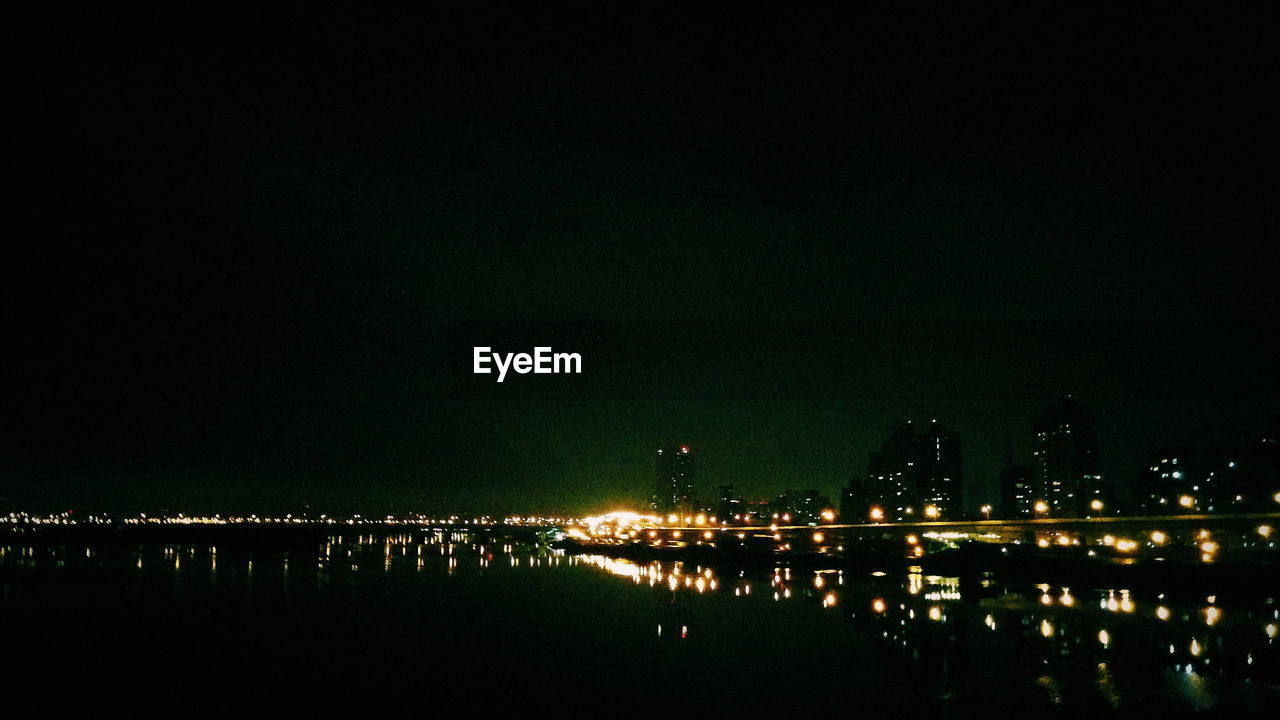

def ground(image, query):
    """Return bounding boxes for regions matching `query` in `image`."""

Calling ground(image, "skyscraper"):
[652,444,694,515]
[1032,396,1107,517]
[998,433,1034,517]
[999,464,1035,518]
[865,420,963,520]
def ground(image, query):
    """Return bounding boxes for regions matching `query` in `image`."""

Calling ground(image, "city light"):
[869,506,885,522]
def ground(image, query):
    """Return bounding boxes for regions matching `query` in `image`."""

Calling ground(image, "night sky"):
[6,5,1278,516]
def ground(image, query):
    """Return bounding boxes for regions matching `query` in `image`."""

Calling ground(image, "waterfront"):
[2,529,1277,713]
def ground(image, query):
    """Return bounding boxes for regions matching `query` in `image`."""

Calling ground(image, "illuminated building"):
[1140,446,1194,513]
[1032,396,1107,517]
[865,420,963,521]
[773,489,832,525]
[999,464,1035,518]
[717,485,742,522]
[652,444,694,514]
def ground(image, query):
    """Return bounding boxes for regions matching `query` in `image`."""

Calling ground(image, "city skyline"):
[5,394,1275,518]
[7,5,1279,517]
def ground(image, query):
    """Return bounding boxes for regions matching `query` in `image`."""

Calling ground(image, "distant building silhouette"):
[997,432,1033,517]
[773,489,833,524]
[716,484,742,522]
[651,444,694,515]
[841,477,869,521]
[1139,446,1194,513]
[1166,420,1279,514]
[865,420,963,520]
[1032,396,1107,517]
[1240,419,1280,510]
[999,464,1035,518]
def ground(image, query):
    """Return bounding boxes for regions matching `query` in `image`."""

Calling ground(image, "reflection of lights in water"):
[928,606,942,622]
[1041,619,1054,638]
[1060,589,1075,606]
[1157,606,1171,621]
[1190,639,1202,657]
[1205,607,1221,627]
[1266,623,1278,639]
[814,574,825,589]
[1151,530,1167,544]
[872,598,886,613]
[822,592,837,608]
[1040,594,1053,606]
[984,614,996,630]
[1098,629,1110,647]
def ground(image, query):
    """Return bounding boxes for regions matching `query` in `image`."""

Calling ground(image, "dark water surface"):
[3,530,1278,714]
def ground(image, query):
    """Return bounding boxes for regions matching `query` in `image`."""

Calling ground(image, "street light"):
[1034,500,1049,515]
[980,504,993,520]
[923,505,940,519]
[1090,499,1104,512]
[869,506,885,522]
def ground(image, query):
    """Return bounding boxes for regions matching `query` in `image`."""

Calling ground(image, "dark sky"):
[5,4,1278,516]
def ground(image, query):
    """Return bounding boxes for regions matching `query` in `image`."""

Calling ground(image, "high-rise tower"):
[652,444,694,515]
